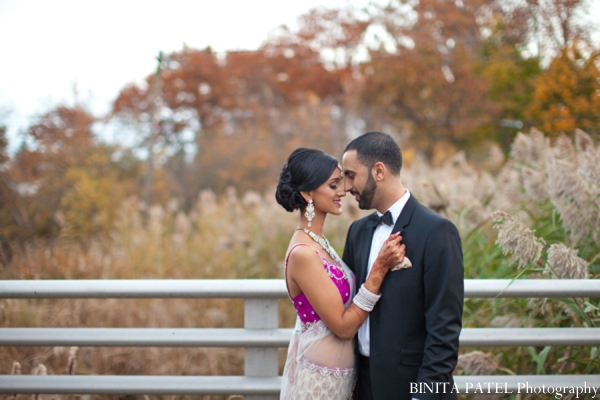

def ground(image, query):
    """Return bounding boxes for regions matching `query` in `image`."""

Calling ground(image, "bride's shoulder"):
[286,242,321,265]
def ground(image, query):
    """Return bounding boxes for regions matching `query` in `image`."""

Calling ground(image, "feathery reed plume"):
[575,129,600,238]
[543,243,590,320]
[242,191,262,208]
[575,129,595,152]
[552,133,576,160]
[575,130,600,190]
[545,243,590,279]
[0,305,7,325]
[148,204,166,242]
[67,346,79,375]
[198,189,217,215]
[7,362,21,400]
[33,363,47,400]
[491,211,546,268]
[493,167,523,212]
[419,180,449,215]
[34,363,47,375]
[11,361,21,375]
[457,351,515,400]
[490,314,530,328]
[206,308,229,327]
[520,167,548,203]
[488,143,505,170]
[172,212,191,247]
[546,157,598,241]
[457,351,497,375]
[527,297,552,318]
[450,195,488,228]
[510,128,550,168]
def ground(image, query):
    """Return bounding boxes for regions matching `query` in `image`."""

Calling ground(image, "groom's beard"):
[355,173,377,210]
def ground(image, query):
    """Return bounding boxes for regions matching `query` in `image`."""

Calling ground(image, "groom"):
[341,132,464,400]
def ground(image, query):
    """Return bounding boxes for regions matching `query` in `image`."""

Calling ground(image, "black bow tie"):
[378,210,394,226]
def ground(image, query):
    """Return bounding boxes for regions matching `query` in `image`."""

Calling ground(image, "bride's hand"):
[375,233,406,271]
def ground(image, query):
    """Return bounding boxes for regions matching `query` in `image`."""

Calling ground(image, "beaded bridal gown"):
[281,243,357,400]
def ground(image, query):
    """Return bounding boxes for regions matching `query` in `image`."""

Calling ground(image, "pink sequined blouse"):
[285,244,355,325]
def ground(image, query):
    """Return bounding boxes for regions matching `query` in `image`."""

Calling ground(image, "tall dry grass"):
[458,129,600,386]
[1,129,598,399]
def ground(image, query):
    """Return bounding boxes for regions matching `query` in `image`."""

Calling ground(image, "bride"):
[275,148,406,399]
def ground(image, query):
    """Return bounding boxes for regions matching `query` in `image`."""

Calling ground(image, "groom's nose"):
[343,179,353,193]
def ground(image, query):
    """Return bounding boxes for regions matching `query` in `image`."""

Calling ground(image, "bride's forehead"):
[329,169,343,179]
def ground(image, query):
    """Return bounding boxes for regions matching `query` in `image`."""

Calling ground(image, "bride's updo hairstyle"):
[276,148,339,212]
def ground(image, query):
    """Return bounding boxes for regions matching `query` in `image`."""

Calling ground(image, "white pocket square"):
[392,257,412,271]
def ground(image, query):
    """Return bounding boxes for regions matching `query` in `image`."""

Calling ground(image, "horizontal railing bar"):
[0,328,294,347]
[459,327,600,346]
[0,279,286,299]
[0,375,282,395]
[0,279,599,299]
[2,327,599,347]
[0,375,598,395]
[464,279,600,298]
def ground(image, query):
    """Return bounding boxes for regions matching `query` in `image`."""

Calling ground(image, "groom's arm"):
[417,218,464,398]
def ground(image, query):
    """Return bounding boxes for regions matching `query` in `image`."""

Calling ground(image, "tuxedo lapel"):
[357,213,379,285]
[392,194,418,234]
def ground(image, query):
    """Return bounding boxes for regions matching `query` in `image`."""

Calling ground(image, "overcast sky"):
[0,0,365,153]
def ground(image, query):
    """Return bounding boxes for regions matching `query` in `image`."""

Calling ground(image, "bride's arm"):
[287,233,405,340]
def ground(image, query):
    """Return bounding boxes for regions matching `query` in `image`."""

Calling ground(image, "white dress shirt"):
[357,190,410,357]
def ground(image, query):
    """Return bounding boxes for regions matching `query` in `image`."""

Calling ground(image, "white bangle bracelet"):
[352,284,382,312]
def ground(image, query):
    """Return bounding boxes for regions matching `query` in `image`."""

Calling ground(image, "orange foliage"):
[526,40,600,137]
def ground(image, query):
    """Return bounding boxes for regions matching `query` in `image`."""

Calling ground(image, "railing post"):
[244,298,279,400]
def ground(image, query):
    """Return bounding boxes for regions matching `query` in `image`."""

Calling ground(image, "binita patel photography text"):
[411,382,599,399]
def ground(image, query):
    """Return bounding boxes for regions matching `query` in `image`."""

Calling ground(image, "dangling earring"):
[305,200,315,227]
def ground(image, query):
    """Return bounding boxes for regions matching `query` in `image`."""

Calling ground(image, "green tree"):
[0,124,29,263]
[479,19,542,148]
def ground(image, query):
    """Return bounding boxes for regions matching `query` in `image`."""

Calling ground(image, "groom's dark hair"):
[344,131,402,175]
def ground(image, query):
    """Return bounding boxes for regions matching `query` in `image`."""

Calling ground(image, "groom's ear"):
[372,162,387,182]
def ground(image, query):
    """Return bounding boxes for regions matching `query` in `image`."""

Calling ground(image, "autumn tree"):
[0,124,29,263]
[189,40,346,194]
[525,40,600,136]
[109,0,599,194]
[292,6,375,145]
[356,0,499,157]
[9,105,97,238]
[504,0,596,61]
[59,145,146,239]
[10,105,141,240]
[111,39,349,202]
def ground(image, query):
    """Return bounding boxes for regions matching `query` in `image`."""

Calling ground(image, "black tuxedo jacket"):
[343,195,463,400]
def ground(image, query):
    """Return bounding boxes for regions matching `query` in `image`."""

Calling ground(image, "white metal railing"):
[3,278,599,298]
[1,279,599,398]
